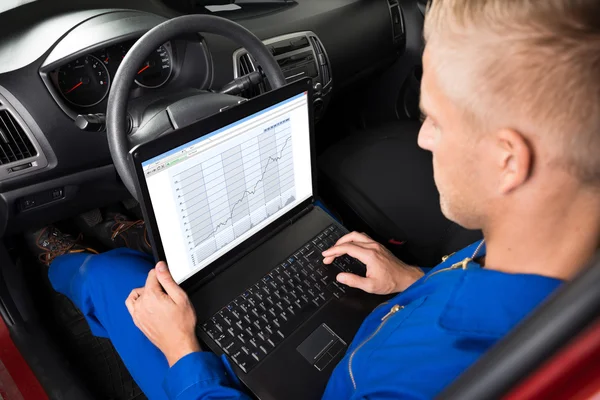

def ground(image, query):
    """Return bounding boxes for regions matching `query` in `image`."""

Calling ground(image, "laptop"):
[130,79,381,400]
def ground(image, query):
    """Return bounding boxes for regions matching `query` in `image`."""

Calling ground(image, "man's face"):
[417,46,494,229]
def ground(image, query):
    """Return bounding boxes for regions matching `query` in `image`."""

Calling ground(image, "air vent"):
[237,53,266,98]
[0,109,36,165]
[310,37,332,86]
[388,2,404,41]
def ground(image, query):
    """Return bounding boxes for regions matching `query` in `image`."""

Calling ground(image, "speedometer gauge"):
[135,44,172,89]
[57,55,110,108]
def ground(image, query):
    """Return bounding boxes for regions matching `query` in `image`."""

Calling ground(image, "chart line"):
[185,135,292,246]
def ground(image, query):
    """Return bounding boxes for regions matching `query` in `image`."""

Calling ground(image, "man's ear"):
[495,128,532,194]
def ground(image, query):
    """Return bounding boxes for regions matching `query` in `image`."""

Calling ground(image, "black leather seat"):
[318,121,482,267]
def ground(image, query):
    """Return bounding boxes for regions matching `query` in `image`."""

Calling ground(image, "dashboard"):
[0,0,409,236]
[50,41,174,109]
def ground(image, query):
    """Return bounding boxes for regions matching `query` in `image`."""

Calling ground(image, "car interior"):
[0,0,597,399]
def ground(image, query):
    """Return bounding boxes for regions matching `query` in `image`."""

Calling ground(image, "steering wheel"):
[106,15,285,200]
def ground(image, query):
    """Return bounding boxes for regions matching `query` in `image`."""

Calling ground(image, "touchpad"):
[297,324,347,371]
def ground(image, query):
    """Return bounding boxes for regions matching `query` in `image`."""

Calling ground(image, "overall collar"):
[437,259,563,338]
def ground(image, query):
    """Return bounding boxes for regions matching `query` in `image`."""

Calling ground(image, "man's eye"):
[419,112,427,123]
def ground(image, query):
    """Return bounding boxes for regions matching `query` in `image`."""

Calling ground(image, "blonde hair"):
[424,0,600,185]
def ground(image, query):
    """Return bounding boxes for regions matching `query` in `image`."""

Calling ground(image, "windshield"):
[0,0,36,14]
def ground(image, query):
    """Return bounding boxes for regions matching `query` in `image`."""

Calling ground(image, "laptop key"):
[320,290,332,301]
[244,325,257,337]
[251,351,262,362]
[222,337,243,355]
[222,314,233,327]
[214,332,228,345]
[238,301,249,314]
[262,284,271,296]
[275,301,284,312]
[335,281,348,292]
[254,290,264,301]
[282,295,292,306]
[233,352,258,373]
[235,320,244,331]
[265,324,274,335]
[326,282,343,298]
[202,323,219,340]
[214,321,225,333]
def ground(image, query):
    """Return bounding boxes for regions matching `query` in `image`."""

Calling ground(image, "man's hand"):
[322,232,424,294]
[125,262,201,367]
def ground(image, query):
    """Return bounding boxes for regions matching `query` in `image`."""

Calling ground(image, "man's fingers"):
[145,269,163,294]
[155,262,186,303]
[323,232,375,264]
[321,242,372,264]
[125,287,144,315]
[336,272,373,293]
[335,231,374,246]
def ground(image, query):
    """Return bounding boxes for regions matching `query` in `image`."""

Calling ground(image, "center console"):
[233,31,332,120]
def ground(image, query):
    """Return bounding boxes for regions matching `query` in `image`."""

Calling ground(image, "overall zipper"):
[424,240,486,282]
[423,260,469,282]
[348,304,404,389]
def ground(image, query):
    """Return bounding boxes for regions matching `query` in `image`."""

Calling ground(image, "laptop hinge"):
[289,204,314,225]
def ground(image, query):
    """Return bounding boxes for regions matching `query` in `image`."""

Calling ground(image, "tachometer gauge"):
[135,44,173,89]
[57,55,110,108]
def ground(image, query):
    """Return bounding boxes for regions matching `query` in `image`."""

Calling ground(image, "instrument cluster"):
[50,40,173,109]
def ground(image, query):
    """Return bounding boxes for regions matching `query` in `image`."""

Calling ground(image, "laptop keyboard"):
[200,224,366,373]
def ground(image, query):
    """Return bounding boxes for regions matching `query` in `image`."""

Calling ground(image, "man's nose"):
[417,124,434,151]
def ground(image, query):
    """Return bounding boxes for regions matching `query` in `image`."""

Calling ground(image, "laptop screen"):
[141,91,313,283]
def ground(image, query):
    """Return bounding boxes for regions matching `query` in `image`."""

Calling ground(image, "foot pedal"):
[78,209,102,228]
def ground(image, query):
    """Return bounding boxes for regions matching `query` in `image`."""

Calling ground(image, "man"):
[34,0,600,398]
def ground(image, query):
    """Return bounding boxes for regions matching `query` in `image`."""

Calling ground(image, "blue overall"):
[49,241,561,399]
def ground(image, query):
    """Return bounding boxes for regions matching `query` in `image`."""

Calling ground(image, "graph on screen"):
[172,117,296,266]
